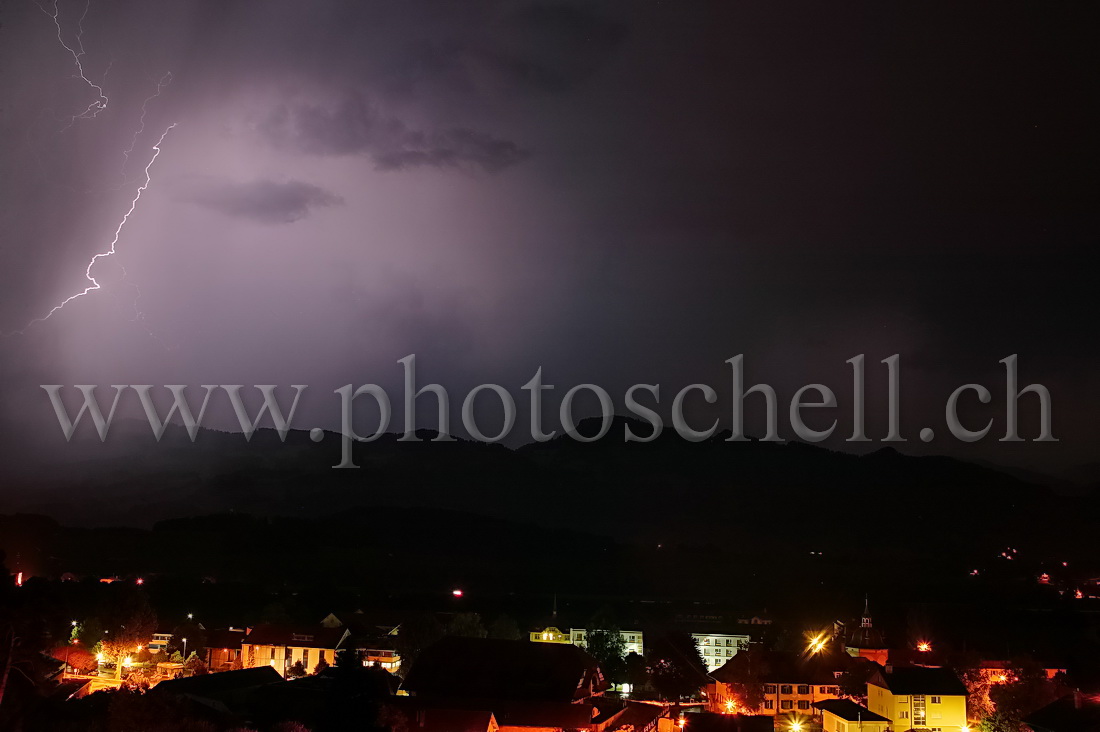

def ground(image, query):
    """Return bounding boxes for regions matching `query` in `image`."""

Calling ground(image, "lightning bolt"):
[4,125,177,337]
[3,2,177,339]
[37,0,110,129]
[122,72,173,176]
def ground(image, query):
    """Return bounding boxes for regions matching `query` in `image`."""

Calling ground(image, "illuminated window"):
[763,701,774,710]
[798,701,809,710]
[931,696,942,704]
[781,685,792,694]
[764,685,777,694]
[798,685,810,695]
[781,701,792,710]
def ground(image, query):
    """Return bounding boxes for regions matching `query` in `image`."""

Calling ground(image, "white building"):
[693,632,750,671]
[532,626,644,657]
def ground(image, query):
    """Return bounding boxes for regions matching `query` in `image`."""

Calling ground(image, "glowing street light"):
[724,700,737,714]
[917,641,932,652]
[806,633,827,655]
[789,722,803,732]
[182,637,188,659]
[452,589,464,598]
[186,613,194,620]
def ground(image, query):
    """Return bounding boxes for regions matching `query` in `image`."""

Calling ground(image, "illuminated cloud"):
[180,178,344,225]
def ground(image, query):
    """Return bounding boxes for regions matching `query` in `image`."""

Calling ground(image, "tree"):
[989,657,1061,721]
[586,628,627,684]
[287,660,308,679]
[313,657,329,675]
[447,613,487,639]
[624,652,650,695]
[184,654,209,676]
[646,632,709,702]
[488,615,521,640]
[978,710,1022,732]
[394,614,444,676]
[99,588,158,680]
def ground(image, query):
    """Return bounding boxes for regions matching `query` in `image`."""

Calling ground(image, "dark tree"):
[447,612,487,639]
[287,660,308,679]
[488,615,521,640]
[646,631,708,702]
[394,613,444,676]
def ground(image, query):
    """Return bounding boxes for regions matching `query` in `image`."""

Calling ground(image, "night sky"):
[1,1,1097,474]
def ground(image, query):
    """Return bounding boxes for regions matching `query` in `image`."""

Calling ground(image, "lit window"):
[931,696,942,704]
[781,701,792,710]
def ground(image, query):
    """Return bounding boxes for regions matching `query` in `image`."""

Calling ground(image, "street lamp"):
[182,637,188,659]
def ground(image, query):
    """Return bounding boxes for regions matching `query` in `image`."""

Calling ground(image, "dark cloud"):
[258,93,528,173]
[477,2,628,93]
[180,178,343,224]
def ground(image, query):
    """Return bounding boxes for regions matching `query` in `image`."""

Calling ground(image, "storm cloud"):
[180,178,344,224]
[259,93,528,172]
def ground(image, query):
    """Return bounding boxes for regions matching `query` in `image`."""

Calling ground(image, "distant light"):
[917,641,932,652]
[790,723,803,732]
[15,572,22,587]
[71,620,78,627]
[96,653,104,662]
[452,589,464,598]
[187,613,194,620]
[123,656,133,666]
[136,578,144,585]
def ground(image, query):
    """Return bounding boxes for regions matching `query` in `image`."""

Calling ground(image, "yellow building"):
[530,626,644,657]
[241,625,349,677]
[866,666,969,731]
[531,626,570,644]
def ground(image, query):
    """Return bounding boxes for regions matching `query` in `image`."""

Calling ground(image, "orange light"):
[917,641,931,652]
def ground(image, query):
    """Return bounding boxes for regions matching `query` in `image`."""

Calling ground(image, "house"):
[154,665,284,715]
[530,626,645,657]
[319,611,402,672]
[204,628,246,672]
[865,665,968,731]
[979,660,1066,684]
[401,636,609,703]
[692,633,750,672]
[389,695,664,732]
[1024,691,1100,731]
[814,699,890,732]
[149,630,174,654]
[708,649,844,716]
[241,624,349,678]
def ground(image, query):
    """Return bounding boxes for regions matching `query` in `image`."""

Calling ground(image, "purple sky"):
[1,1,1097,473]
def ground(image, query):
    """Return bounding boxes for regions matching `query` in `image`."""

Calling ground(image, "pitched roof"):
[869,666,967,696]
[154,665,283,698]
[205,629,246,649]
[243,625,348,649]
[408,708,497,732]
[1025,694,1100,732]
[401,636,607,702]
[814,699,890,722]
[711,649,848,685]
